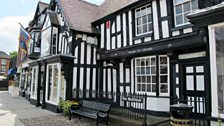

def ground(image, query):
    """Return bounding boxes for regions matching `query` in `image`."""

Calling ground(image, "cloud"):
[0,12,34,54]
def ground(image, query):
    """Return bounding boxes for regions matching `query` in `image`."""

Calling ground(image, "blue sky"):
[0,0,104,55]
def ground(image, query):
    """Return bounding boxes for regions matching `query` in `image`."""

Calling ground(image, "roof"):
[94,0,137,21]
[57,0,138,33]
[0,51,10,59]
[58,0,99,33]
[38,1,49,13]
[48,10,60,26]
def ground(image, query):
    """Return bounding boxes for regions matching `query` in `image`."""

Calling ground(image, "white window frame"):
[135,4,153,36]
[45,63,61,105]
[209,22,224,118]
[1,66,6,73]
[159,55,170,96]
[135,56,157,96]
[173,0,198,27]
[30,67,38,99]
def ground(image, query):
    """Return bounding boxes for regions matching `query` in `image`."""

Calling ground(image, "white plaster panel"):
[123,13,127,47]
[120,63,124,83]
[152,1,159,40]
[183,28,193,34]
[162,21,169,38]
[108,69,112,92]
[135,39,141,44]
[112,36,116,49]
[116,15,121,32]
[101,23,105,48]
[146,97,170,111]
[86,68,90,90]
[160,0,167,17]
[80,42,85,64]
[80,68,84,90]
[86,44,91,64]
[128,11,133,45]
[144,37,152,42]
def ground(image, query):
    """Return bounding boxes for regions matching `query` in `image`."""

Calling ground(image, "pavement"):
[0,91,56,126]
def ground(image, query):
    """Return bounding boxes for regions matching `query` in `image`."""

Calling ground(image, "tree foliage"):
[9,51,17,58]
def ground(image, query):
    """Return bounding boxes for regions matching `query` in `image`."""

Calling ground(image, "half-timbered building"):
[17,0,224,124]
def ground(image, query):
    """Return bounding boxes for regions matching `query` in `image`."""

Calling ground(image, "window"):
[173,0,198,26]
[46,64,61,104]
[31,67,38,98]
[135,55,169,96]
[1,59,6,65]
[136,56,157,95]
[159,56,169,95]
[0,66,6,73]
[135,4,153,35]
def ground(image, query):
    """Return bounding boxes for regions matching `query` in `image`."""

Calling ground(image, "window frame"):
[1,59,6,65]
[159,55,170,96]
[45,63,62,105]
[135,4,153,36]
[135,56,157,96]
[0,65,6,73]
[30,67,38,99]
[173,0,198,27]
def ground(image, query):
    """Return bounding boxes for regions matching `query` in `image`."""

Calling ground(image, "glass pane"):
[160,85,168,93]
[147,6,151,14]
[142,84,146,91]
[142,76,146,83]
[137,76,141,83]
[192,0,198,10]
[136,9,141,17]
[184,12,190,23]
[141,7,146,15]
[175,5,182,15]
[137,17,141,25]
[147,76,151,83]
[196,66,204,73]
[148,14,152,22]
[215,26,224,112]
[137,26,142,34]
[176,15,183,25]
[48,65,52,100]
[196,75,205,91]
[151,57,156,65]
[141,58,145,66]
[142,15,147,24]
[160,57,167,64]
[152,76,156,83]
[160,76,168,83]
[137,84,141,91]
[136,59,141,66]
[160,66,168,74]
[152,84,156,92]
[52,65,58,103]
[186,67,193,73]
[143,24,148,33]
[137,67,141,74]
[174,0,183,4]
[146,58,150,66]
[151,66,156,74]
[148,23,152,32]
[147,84,151,92]
[141,67,145,74]
[186,75,194,90]
[184,2,190,12]
[146,67,150,74]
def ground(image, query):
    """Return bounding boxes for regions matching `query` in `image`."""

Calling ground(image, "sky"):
[0,0,104,55]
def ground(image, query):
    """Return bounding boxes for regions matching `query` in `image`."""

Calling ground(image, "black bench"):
[69,100,111,126]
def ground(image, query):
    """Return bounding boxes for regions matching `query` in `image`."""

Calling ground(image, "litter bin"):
[170,103,193,126]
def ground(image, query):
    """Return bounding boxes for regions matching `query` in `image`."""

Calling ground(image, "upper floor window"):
[0,66,6,73]
[174,0,198,26]
[135,4,153,36]
[1,59,6,65]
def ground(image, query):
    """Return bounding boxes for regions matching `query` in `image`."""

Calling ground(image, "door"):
[184,63,208,115]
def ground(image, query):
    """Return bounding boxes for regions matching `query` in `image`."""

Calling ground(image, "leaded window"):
[135,4,153,36]
[173,0,198,26]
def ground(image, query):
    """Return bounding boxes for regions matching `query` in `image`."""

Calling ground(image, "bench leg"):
[96,119,99,126]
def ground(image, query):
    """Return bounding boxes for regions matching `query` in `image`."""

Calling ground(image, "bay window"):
[173,0,198,26]
[135,4,153,36]
[135,55,169,96]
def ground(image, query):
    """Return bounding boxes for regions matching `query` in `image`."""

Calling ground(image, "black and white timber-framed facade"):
[16,0,224,124]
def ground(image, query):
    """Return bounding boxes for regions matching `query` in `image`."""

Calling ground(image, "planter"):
[8,81,19,96]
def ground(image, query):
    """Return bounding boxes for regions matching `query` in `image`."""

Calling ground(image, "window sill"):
[171,24,194,32]
[133,32,153,40]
